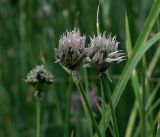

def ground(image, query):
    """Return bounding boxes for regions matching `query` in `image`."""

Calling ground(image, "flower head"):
[25,65,54,87]
[84,32,125,73]
[55,29,86,70]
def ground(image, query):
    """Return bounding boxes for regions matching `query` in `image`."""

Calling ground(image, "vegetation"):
[0,0,160,137]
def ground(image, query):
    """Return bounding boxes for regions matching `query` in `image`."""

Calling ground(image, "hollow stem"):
[74,79,102,137]
[142,88,146,137]
[102,74,119,137]
[64,78,72,137]
[100,76,106,137]
[83,68,93,137]
[156,127,160,137]
[156,112,160,137]
[36,101,41,137]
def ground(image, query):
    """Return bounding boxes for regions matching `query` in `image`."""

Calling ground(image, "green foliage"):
[0,0,160,137]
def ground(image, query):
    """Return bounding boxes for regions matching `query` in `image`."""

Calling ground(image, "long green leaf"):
[94,31,160,136]
[124,12,142,137]
[125,11,142,109]
[112,0,160,114]
[93,1,160,136]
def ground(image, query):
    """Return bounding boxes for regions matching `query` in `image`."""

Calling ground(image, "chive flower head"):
[25,65,54,86]
[55,29,86,70]
[84,32,125,73]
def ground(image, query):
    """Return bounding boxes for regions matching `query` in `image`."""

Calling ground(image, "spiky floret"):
[25,65,54,85]
[84,32,125,73]
[55,29,86,70]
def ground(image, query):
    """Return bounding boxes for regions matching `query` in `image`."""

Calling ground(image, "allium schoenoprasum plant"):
[55,28,126,137]
[25,65,54,137]
[1,0,160,137]
[84,32,126,137]
[55,29,102,137]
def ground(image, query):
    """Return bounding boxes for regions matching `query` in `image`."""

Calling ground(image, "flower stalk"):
[101,73,119,137]
[100,75,106,137]
[34,89,43,137]
[36,100,41,137]
[64,78,72,137]
[25,65,54,137]
[56,29,102,137]
[73,75,102,137]
[83,32,124,137]
[156,112,160,137]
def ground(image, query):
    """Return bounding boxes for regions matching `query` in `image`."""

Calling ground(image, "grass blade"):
[93,1,160,136]
[94,31,160,136]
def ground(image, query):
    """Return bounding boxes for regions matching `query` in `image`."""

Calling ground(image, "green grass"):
[0,0,160,137]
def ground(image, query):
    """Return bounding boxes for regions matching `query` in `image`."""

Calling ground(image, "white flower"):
[25,65,54,85]
[84,32,125,73]
[55,29,86,70]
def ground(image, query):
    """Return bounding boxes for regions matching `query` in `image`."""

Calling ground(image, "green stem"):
[96,4,100,35]
[83,68,89,93]
[142,89,146,137]
[141,63,146,137]
[36,101,41,137]
[64,79,72,137]
[100,76,106,137]
[156,127,160,137]
[74,80,102,137]
[102,74,119,137]
[108,122,115,137]
[83,68,93,137]
[76,109,81,137]
[125,102,138,137]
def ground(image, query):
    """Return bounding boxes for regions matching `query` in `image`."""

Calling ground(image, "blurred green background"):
[0,0,159,137]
